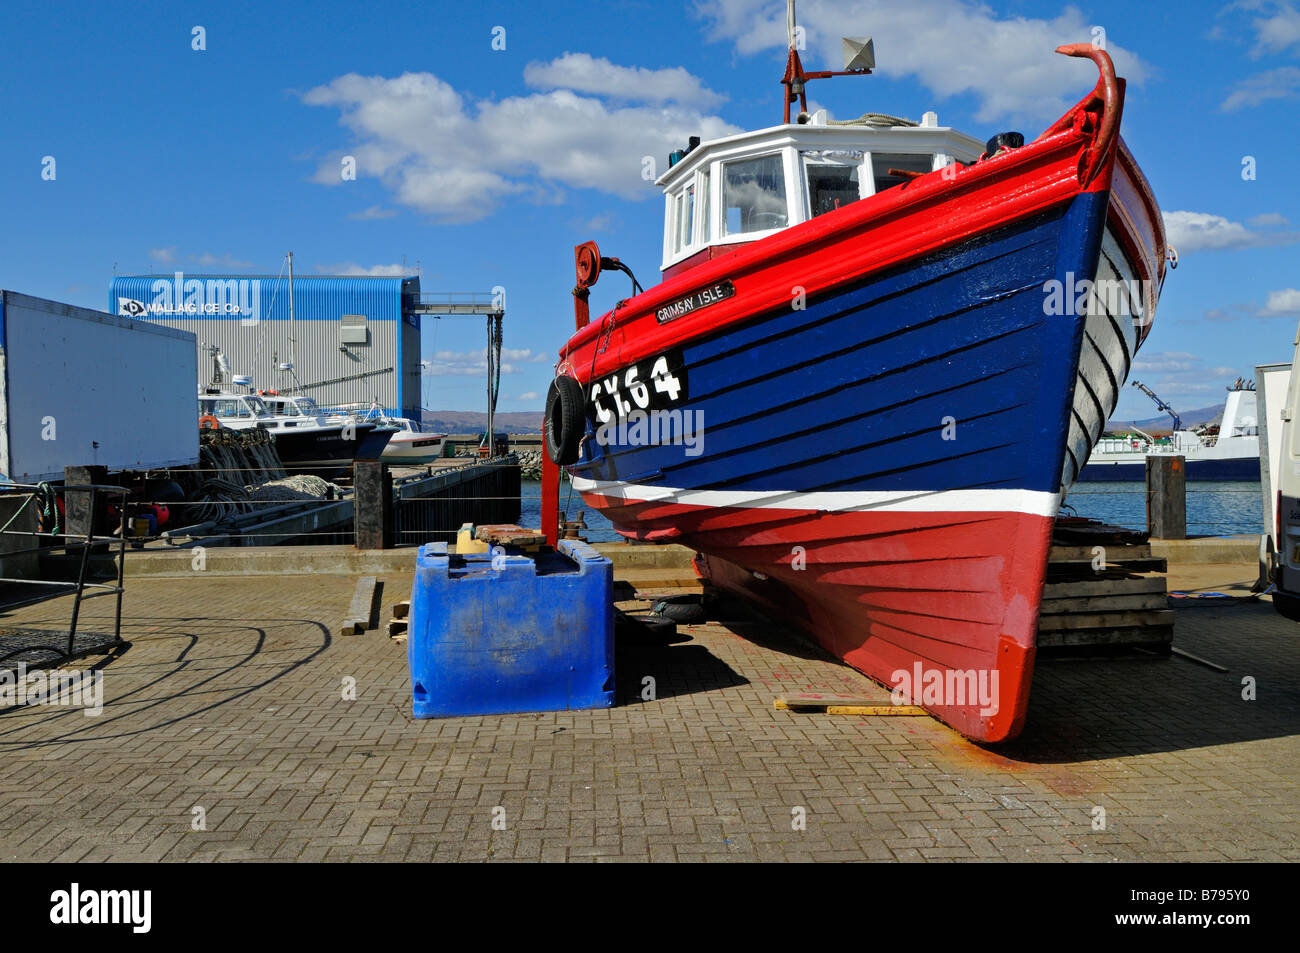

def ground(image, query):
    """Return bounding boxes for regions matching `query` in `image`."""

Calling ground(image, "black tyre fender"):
[651,595,707,624]
[615,611,678,641]
[544,375,585,465]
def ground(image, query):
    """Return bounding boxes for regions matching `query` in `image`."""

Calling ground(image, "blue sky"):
[1,0,1297,420]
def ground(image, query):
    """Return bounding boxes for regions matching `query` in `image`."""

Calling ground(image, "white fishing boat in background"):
[198,351,394,475]
[317,402,450,464]
[1078,379,1259,481]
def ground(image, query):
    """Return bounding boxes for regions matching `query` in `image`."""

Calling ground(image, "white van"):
[1265,348,1300,620]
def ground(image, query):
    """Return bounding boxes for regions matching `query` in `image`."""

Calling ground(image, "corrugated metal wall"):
[108,275,422,418]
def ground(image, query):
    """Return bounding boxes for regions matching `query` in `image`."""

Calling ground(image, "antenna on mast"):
[780,0,875,123]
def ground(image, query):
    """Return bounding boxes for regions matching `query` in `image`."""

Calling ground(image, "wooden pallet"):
[1037,520,1172,652]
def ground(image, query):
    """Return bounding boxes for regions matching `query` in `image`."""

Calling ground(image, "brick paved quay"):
[0,563,1296,862]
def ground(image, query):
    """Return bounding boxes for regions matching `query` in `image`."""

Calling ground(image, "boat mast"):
[780,0,874,123]
[287,250,297,372]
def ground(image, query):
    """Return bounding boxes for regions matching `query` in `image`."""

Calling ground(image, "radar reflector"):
[842,36,875,71]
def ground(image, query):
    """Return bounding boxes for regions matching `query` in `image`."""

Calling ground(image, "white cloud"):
[1224,0,1300,57]
[316,262,408,276]
[696,0,1151,122]
[576,212,618,232]
[302,67,740,223]
[1132,351,1203,374]
[523,52,727,108]
[501,348,550,363]
[1262,288,1300,316]
[1162,209,1300,252]
[149,246,177,264]
[427,348,525,375]
[515,392,541,401]
[1248,211,1290,226]
[193,252,254,269]
[1219,65,1300,110]
[347,205,397,220]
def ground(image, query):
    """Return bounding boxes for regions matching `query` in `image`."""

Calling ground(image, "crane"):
[1130,380,1181,431]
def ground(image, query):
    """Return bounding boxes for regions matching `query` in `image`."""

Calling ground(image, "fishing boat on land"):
[543,5,1167,742]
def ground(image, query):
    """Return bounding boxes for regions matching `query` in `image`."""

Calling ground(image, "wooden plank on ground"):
[341,575,379,636]
[774,693,927,716]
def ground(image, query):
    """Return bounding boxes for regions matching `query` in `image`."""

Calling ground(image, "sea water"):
[1063,481,1263,536]
[521,479,1265,541]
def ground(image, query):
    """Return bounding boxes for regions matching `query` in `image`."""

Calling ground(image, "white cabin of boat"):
[260,394,328,420]
[656,109,984,277]
[198,391,273,424]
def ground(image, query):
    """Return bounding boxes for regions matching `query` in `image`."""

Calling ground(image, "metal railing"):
[0,483,129,669]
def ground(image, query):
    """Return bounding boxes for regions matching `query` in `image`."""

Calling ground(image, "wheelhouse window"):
[804,150,864,218]
[678,182,696,251]
[722,155,788,235]
[203,398,256,419]
[698,174,711,244]
[871,153,934,194]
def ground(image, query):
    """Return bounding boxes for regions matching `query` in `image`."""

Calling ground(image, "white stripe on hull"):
[571,476,1063,519]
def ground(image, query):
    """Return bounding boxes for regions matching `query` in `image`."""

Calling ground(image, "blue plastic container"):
[407,538,615,718]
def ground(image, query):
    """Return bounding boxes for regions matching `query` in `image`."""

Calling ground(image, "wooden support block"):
[1042,575,1167,598]
[1037,608,1174,632]
[1037,625,1173,648]
[392,600,410,620]
[387,619,408,638]
[1049,543,1153,562]
[1047,556,1167,574]
[1040,592,1168,613]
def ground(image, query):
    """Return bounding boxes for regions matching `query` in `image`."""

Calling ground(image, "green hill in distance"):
[1106,402,1224,433]
[420,410,544,434]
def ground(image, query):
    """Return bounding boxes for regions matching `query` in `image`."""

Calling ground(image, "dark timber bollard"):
[64,465,109,547]
[1146,455,1186,540]
[354,460,393,550]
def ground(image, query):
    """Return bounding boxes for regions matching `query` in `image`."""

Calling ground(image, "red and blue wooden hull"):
[557,55,1165,742]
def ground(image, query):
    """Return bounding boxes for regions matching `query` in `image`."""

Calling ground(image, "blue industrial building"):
[109,273,424,419]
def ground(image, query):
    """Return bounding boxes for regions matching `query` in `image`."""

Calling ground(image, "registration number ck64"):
[589,351,688,423]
